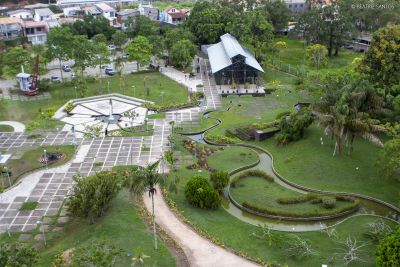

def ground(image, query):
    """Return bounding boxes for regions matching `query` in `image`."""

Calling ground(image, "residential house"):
[163,7,189,25]
[82,6,101,16]
[7,9,33,20]
[285,0,308,12]
[117,9,140,29]
[352,35,372,52]
[63,6,82,17]
[23,20,48,45]
[0,17,23,41]
[25,3,49,10]
[34,8,55,22]
[95,3,117,26]
[46,19,61,30]
[139,4,159,21]
[56,0,135,7]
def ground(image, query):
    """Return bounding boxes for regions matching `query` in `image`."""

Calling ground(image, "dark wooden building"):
[207,33,264,85]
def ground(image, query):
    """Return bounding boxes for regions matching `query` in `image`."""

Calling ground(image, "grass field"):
[0,72,188,126]
[0,145,75,188]
[166,143,398,266]
[230,175,356,217]
[0,125,14,132]
[0,191,176,266]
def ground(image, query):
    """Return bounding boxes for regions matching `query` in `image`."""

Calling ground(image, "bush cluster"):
[322,197,336,209]
[375,226,400,266]
[277,194,319,204]
[210,170,229,192]
[205,134,236,144]
[184,176,220,209]
[276,111,314,145]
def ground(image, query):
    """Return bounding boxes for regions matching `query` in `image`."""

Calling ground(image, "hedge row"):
[231,169,274,188]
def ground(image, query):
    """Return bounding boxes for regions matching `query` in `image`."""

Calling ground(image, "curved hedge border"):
[196,111,400,219]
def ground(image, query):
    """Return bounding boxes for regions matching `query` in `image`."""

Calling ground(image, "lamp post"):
[107,81,110,94]
[132,85,136,97]
[36,220,47,246]
[160,91,164,105]
[44,149,48,169]
[4,166,11,187]
[74,86,77,99]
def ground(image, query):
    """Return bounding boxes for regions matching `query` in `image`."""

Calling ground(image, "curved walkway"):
[0,121,25,132]
[143,187,260,267]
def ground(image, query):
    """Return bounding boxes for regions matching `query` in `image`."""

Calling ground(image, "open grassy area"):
[0,125,14,132]
[230,175,357,217]
[0,72,188,126]
[1,191,176,266]
[207,146,258,171]
[166,143,398,266]
[0,145,75,188]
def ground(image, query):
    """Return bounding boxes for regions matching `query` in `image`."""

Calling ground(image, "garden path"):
[0,121,26,132]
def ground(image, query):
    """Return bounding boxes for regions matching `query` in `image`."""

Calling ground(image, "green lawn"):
[0,145,75,188]
[257,124,400,207]
[0,190,175,266]
[230,175,356,217]
[207,146,258,171]
[0,72,188,125]
[0,125,14,132]
[166,144,398,266]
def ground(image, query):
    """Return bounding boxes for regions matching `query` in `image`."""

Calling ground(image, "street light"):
[3,166,11,187]
[44,150,48,169]
[132,85,136,97]
[74,86,77,99]
[36,220,47,246]
[107,81,110,94]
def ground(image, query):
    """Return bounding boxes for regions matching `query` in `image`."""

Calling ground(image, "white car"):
[108,45,116,50]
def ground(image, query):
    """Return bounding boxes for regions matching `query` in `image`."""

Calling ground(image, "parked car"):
[105,67,116,76]
[62,64,71,72]
[122,53,129,59]
[51,76,61,82]
[108,45,116,50]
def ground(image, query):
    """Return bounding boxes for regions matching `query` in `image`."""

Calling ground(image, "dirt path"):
[143,187,260,267]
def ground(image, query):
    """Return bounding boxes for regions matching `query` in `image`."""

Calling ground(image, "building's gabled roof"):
[0,17,23,25]
[82,6,101,15]
[25,3,48,9]
[7,9,31,15]
[95,3,115,12]
[35,8,54,17]
[23,20,47,28]
[117,9,139,16]
[207,33,264,74]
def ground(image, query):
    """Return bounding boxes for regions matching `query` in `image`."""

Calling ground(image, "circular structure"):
[55,94,153,137]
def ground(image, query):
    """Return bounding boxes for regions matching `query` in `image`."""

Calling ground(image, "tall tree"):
[2,47,31,77]
[164,27,195,51]
[359,25,400,96]
[170,39,197,69]
[124,161,165,250]
[71,35,96,77]
[69,15,115,39]
[92,42,110,92]
[377,137,400,181]
[306,44,328,73]
[126,36,153,71]
[125,15,159,39]
[262,0,291,32]
[46,27,74,82]
[112,31,128,50]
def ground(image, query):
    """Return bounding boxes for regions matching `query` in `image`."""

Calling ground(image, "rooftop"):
[207,33,264,74]
[7,9,31,15]
[24,3,48,9]
[95,3,115,12]
[0,17,23,24]
[23,20,47,28]
[117,9,139,16]
[34,8,54,17]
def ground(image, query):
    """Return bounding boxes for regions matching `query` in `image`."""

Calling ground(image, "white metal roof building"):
[207,33,264,85]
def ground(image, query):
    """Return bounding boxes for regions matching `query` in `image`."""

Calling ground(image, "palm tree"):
[125,161,164,250]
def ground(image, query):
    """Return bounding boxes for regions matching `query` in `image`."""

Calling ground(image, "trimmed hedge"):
[231,169,274,188]
[277,194,320,204]
[184,176,221,209]
[210,170,229,193]
[205,135,236,144]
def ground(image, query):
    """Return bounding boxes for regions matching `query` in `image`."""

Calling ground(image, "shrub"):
[67,171,122,223]
[184,176,220,209]
[64,103,76,113]
[375,226,400,267]
[210,170,229,193]
[231,169,274,187]
[322,197,336,209]
[205,134,236,144]
[0,242,38,267]
[277,194,320,205]
[276,111,314,145]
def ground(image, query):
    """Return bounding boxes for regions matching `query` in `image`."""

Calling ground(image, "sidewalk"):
[160,66,202,94]
[143,187,260,267]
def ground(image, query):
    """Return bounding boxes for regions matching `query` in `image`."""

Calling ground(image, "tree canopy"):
[170,39,197,69]
[126,36,153,69]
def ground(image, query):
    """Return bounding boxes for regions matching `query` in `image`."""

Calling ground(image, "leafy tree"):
[67,171,122,223]
[71,35,96,77]
[46,27,74,82]
[164,28,195,50]
[2,47,31,77]
[377,137,400,181]
[210,170,229,193]
[276,111,314,145]
[131,248,150,266]
[163,150,177,170]
[69,15,115,39]
[126,36,153,70]
[273,41,287,62]
[359,25,400,95]
[306,44,328,72]
[92,33,107,44]
[0,242,38,267]
[375,226,400,267]
[227,8,274,60]
[184,176,221,209]
[170,39,197,69]
[125,15,159,39]
[263,0,291,32]
[124,161,164,250]
[92,42,110,92]
[112,31,128,51]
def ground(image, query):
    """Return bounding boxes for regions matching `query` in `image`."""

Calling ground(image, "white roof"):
[17,73,31,78]
[7,9,31,15]
[63,6,81,11]
[35,8,54,16]
[95,3,115,12]
[207,33,264,74]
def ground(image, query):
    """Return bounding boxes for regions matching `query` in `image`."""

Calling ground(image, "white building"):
[34,8,55,22]
[95,3,117,26]
[57,0,135,7]
[7,9,33,20]
[285,0,308,12]
[23,20,48,45]
[63,6,81,17]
